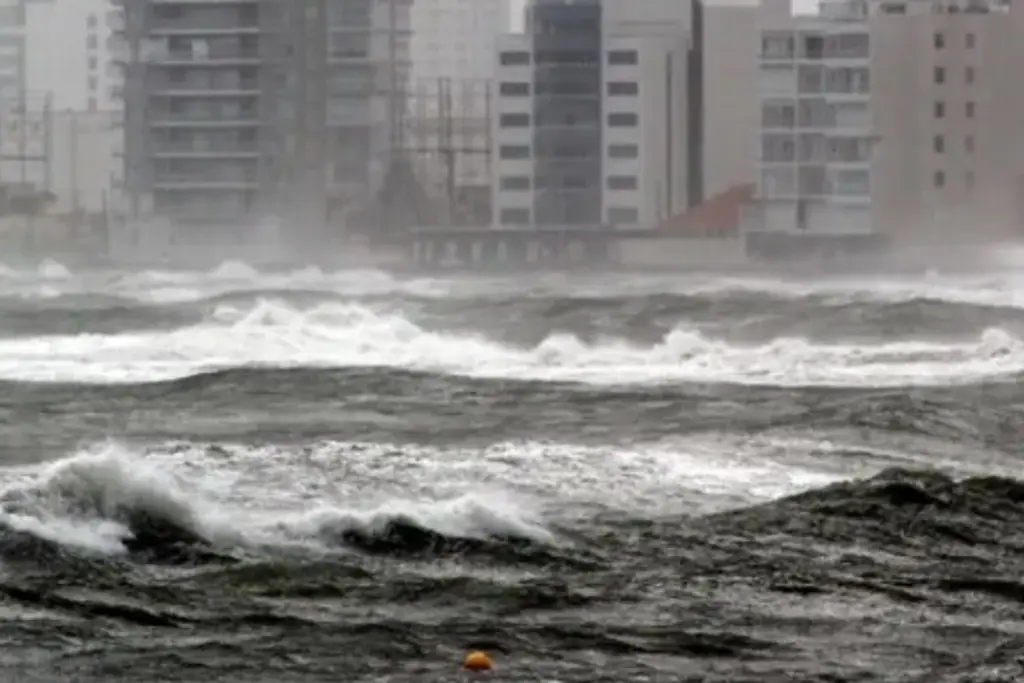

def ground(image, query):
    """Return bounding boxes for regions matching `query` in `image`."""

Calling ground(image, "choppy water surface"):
[1,259,1023,682]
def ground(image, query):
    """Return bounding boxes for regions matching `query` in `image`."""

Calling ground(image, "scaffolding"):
[401,76,492,226]
[0,89,52,194]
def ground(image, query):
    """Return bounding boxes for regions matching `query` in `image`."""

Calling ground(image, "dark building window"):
[499,145,530,159]
[499,113,530,127]
[608,143,639,159]
[500,176,530,191]
[607,81,638,96]
[499,208,530,224]
[499,51,529,66]
[499,82,529,96]
[606,175,638,190]
[607,112,638,127]
[608,50,638,65]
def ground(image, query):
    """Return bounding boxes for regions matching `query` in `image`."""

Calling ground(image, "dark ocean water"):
[0,262,1023,682]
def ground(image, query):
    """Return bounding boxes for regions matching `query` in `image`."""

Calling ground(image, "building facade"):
[868,0,1024,246]
[24,0,115,111]
[109,0,412,257]
[701,0,760,200]
[748,0,1024,259]
[749,0,875,253]
[491,0,691,230]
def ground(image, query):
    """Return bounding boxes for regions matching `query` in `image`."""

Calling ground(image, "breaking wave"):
[0,297,1018,386]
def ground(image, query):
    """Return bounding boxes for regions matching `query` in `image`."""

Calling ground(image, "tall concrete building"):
[748,0,876,253]
[747,0,1024,257]
[25,0,115,111]
[869,0,1024,245]
[109,0,412,258]
[701,0,761,200]
[491,0,691,230]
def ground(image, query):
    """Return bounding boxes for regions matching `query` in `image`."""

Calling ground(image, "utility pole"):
[439,77,455,223]
[70,112,80,218]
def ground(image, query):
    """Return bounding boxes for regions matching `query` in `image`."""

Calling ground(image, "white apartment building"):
[25,0,115,111]
[491,0,691,230]
[751,0,875,245]
[868,0,1024,245]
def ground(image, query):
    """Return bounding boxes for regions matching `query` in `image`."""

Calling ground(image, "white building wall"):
[25,0,114,111]
[601,33,689,229]
[601,0,690,229]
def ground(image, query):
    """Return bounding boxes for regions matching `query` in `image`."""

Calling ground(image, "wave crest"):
[0,445,558,567]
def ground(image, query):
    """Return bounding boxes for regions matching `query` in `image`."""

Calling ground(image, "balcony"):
[147,48,262,67]
[150,81,261,97]
[148,18,260,36]
[151,141,260,158]
[148,112,261,128]
[152,171,259,190]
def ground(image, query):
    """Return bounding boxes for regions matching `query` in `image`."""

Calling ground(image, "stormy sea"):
[0,259,1023,682]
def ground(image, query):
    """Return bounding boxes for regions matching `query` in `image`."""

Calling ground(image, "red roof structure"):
[654,183,754,238]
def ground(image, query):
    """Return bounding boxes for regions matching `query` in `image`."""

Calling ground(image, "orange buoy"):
[462,650,493,672]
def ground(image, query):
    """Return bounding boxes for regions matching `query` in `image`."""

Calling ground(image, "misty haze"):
[0,1,1021,683]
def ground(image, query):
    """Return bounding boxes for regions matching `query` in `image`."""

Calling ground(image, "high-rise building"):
[24,0,115,111]
[746,0,1024,257]
[748,0,875,252]
[108,0,412,257]
[701,0,761,200]
[868,0,1024,245]
[491,0,691,230]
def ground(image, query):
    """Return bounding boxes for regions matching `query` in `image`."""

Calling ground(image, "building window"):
[934,66,944,84]
[499,208,530,224]
[965,135,974,153]
[608,143,639,159]
[86,13,97,29]
[607,207,639,224]
[966,33,975,49]
[88,56,97,71]
[86,33,97,50]
[607,112,638,127]
[499,51,529,66]
[499,145,530,159]
[500,176,530,191]
[607,81,638,96]
[934,170,945,187]
[499,82,529,96]
[934,101,945,118]
[607,50,638,66]
[934,32,944,49]
[965,66,975,85]
[966,101,975,118]
[933,135,944,153]
[88,97,97,111]
[499,113,529,127]
[606,175,638,190]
